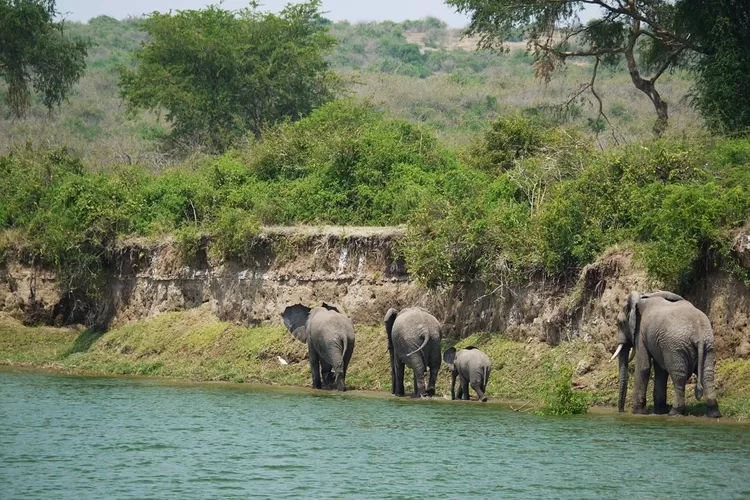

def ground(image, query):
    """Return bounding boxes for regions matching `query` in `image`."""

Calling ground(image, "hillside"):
[0,16,702,168]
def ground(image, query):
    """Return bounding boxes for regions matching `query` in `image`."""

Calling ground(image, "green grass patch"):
[1,309,749,420]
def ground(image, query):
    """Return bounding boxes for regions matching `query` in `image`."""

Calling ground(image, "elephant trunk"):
[617,345,631,413]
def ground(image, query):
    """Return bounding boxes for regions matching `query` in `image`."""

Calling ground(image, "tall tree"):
[0,0,89,118]
[681,0,750,134]
[119,1,340,153]
[446,0,705,135]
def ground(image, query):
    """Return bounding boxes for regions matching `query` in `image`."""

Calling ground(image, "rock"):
[732,231,750,270]
[736,341,750,359]
[576,359,592,376]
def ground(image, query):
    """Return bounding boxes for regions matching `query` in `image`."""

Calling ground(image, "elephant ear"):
[322,302,340,313]
[443,347,457,366]
[384,308,399,349]
[626,291,641,342]
[643,290,684,302]
[282,304,311,343]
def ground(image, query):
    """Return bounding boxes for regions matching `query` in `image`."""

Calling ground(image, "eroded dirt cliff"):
[1,227,749,360]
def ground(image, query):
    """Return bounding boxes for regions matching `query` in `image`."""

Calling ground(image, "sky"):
[56,0,473,27]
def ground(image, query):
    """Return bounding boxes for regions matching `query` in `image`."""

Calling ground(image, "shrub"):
[535,361,588,416]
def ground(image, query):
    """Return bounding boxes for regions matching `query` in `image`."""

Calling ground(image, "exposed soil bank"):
[1,226,749,417]
[2,226,749,356]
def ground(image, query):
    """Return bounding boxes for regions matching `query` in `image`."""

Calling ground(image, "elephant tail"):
[696,339,705,400]
[406,331,430,358]
[340,334,348,372]
[482,365,490,389]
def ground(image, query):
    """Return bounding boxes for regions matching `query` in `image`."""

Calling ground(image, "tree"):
[446,0,707,135]
[119,1,340,153]
[681,0,750,134]
[0,0,89,118]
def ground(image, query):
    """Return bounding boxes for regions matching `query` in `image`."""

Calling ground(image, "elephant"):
[384,307,441,398]
[612,290,720,417]
[282,303,355,392]
[443,346,491,402]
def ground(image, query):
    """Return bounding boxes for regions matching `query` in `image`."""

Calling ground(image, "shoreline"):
[3,362,748,427]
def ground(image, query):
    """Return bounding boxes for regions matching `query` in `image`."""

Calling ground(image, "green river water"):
[1,369,749,499]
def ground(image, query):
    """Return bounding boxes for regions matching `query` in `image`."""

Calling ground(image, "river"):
[1,369,748,499]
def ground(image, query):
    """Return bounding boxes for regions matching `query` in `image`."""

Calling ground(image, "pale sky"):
[56,0,473,27]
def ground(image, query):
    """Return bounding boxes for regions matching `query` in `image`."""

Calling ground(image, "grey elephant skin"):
[282,303,355,391]
[613,291,720,417]
[384,307,441,397]
[443,346,491,402]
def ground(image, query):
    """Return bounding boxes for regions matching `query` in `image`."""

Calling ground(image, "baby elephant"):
[443,347,491,402]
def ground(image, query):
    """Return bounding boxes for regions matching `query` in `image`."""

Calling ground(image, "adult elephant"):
[612,291,720,417]
[443,346,492,402]
[282,303,355,392]
[384,307,441,398]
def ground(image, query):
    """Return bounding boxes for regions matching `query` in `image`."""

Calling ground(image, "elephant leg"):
[394,358,406,397]
[632,355,652,414]
[320,360,334,389]
[426,365,438,397]
[471,379,487,403]
[410,356,428,398]
[702,348,721,418]
[653,364,669,414]
[308,348,322,390]
[461,377,470,401]
[450,371,457,400]
[668,373,687,416]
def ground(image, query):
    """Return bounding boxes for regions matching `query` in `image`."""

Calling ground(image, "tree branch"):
[650,45,687,83]
[589,56,620,146]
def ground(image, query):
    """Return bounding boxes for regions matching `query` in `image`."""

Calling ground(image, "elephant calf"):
[443,347,492,402]
[282,303,355,391]
[384,307,441,398]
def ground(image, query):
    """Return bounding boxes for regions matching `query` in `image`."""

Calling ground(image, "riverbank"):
[3,309,749,420]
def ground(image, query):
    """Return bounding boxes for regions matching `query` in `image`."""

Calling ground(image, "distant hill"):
[0,15,700,168]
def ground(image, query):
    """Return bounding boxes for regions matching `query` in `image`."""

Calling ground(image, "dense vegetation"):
[119,1,339,153]
[1,13,705,166]
[2,101,749,296]
[0,4,748,299]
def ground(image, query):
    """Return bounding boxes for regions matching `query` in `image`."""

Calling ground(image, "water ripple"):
[1,371,749,499]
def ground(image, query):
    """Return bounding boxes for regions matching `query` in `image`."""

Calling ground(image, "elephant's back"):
[393,308,440,339]
[660,300,713,335]
[456,350,491,372]
[309,308,355,341]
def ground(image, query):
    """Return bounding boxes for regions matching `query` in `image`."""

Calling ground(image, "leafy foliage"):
[535,361,589,415]
[119,1,339,153]
[681,0,750,134]
[4,103,749,295]
[445,0,714,134]
[0,0,89,118]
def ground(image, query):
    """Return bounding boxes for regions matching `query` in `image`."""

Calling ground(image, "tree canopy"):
[0,0,89,118]
[682,0,750,134]
[119,0,340,153]
[446,0,721,136]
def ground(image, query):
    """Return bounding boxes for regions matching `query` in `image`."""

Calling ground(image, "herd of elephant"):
[282,290,722,417]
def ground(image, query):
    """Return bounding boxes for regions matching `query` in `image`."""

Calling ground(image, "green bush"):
[536,361,588,416]
[2,105,749,302]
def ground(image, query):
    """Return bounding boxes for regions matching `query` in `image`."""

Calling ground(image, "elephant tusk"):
[610,344,623,362]
[629,349,636,363]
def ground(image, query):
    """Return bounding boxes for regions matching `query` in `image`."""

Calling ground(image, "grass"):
[2,309,748,420]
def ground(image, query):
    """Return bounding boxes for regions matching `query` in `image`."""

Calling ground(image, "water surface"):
[1,370,748,499]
